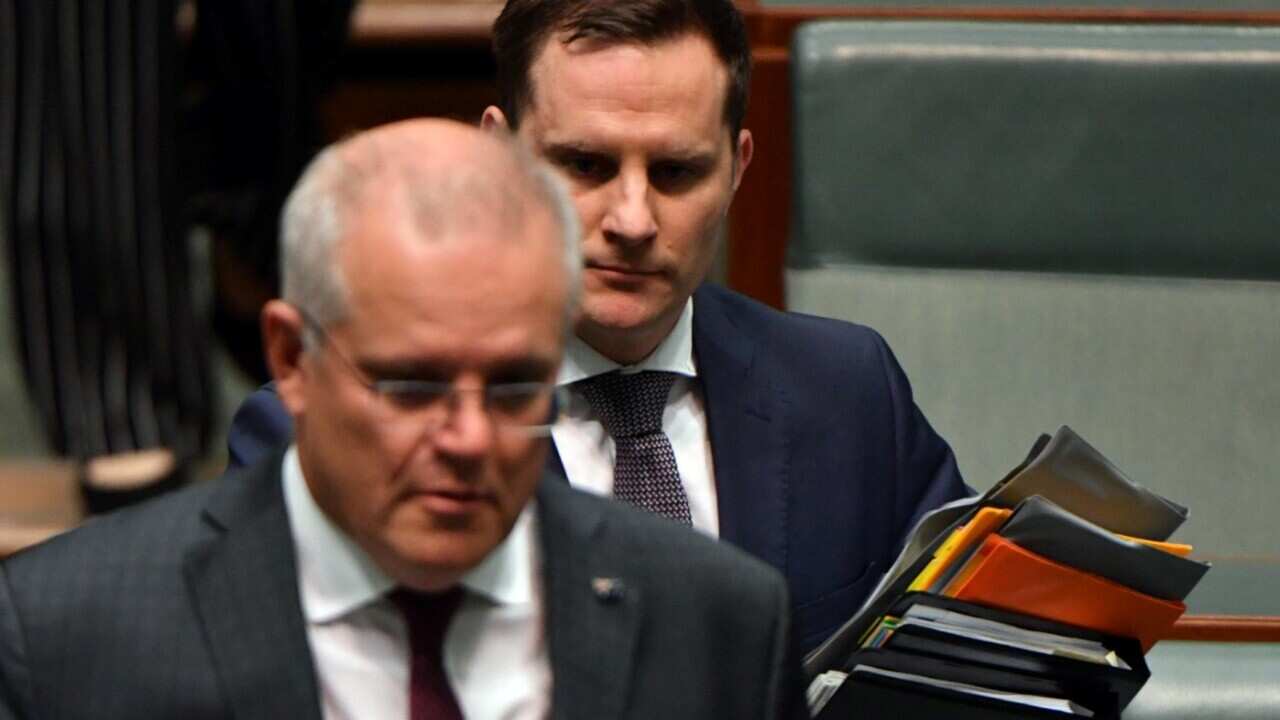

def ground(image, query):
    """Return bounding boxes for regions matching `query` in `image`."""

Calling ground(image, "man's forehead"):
[347,193,556,262]
[534,30,727,87]
[523,31,733,145]
[338,218,565,340]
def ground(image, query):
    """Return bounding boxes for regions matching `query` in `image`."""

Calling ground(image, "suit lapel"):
[537,479,641,720]
[184,455,323,720]
[545,442,568,481]
[693,287,790,572]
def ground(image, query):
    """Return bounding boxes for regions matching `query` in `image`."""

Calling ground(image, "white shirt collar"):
[282,446,538,624]
[557,298,697,385]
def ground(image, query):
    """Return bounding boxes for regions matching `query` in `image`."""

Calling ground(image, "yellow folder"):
[908,507,1013,592]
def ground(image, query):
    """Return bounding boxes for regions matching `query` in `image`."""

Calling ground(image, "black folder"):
[817,664,1108,719]
[999,496,1209,601]
[883,594,1146,708]
[813,593,1147,719]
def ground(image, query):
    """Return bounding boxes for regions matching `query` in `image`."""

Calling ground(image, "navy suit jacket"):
[226,284,968,653]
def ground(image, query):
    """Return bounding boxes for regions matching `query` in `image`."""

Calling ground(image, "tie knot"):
[578,370,678,438]
[389,586,465,649]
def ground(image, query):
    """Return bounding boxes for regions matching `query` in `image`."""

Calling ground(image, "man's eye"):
[376,382,445,409]
[556,153,613,182]
[650,162,701,191]
[487,383,548,417]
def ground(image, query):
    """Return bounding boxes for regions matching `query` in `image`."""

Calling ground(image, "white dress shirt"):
[552,299,720,536]
[282,447,551,720]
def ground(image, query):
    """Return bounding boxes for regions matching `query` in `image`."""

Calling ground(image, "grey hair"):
[279,129,581,349]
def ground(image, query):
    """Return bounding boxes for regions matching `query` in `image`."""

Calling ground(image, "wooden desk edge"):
[1168,614,1280,642]
[346,3,1280,48]
[350,3,501,47]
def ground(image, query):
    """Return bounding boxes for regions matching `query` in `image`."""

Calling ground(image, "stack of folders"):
[805,426,1211,719]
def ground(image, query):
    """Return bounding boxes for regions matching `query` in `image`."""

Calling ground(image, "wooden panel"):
[350,1,500,47]
[728,48,792,308]
[320,25,498,136]
[0,462,82,558]
[347,0,764,46]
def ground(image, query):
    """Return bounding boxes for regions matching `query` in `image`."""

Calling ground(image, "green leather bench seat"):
[785,22,1280,559]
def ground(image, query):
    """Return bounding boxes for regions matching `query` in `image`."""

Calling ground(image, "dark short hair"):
[493,0,752,140]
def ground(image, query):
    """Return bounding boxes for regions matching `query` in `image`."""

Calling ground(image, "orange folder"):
[942,534,1185,652]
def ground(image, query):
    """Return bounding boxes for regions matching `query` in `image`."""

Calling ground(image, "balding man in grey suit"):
[0,120,806,720]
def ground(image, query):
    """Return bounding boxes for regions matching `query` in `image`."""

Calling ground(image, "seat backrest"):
[786,21,1280,557]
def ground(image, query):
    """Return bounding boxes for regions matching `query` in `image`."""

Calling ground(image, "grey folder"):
[1001,496,1209,602]
[805,426,1193,679]
[987,426,1188,541]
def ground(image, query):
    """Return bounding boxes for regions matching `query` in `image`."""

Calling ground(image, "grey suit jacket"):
[0,454,807,719]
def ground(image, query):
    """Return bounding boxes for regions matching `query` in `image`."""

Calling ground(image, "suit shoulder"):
[2,478,219,582]
[697,284,892,365]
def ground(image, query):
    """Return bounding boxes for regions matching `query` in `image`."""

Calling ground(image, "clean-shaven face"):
[514,31,750,362]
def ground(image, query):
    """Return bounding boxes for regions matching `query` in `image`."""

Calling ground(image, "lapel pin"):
[592,577,626,604]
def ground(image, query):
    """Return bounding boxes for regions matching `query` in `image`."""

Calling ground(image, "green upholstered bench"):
[786,21,1280,558]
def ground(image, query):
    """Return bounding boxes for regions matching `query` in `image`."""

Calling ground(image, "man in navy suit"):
[228,0,968,655]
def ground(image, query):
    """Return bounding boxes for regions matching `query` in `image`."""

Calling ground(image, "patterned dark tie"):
[390,587,466,720]
[579,370,693,524]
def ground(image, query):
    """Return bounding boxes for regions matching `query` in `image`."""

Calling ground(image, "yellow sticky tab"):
[1116,533,1193,557]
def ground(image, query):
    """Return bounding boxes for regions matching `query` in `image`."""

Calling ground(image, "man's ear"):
[261,300,309,417]
[481,106,510,133]
[731,128,754,194]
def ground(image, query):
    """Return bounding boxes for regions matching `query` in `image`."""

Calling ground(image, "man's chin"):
[382,525,501,590]
[578,292,668,335]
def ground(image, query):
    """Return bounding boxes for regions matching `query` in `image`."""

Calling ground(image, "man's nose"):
[430,391,495,460]
[601,170,658,246]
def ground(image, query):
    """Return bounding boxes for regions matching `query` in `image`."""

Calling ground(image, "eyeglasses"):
[298,310,563,436]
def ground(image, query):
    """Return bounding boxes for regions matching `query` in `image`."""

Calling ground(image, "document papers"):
[897,605,1129,669]
[802,426,1209,719]
[848,666,1095,717]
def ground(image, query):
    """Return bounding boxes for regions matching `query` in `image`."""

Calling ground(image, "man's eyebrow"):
[357,358,455,381]
[541,141,717,165]
[541,140,613,157]
[356,357,554,383]
[488,357,557,383]
[658,148,718,165]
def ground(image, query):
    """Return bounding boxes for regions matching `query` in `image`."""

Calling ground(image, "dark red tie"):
[390,587,466,720]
